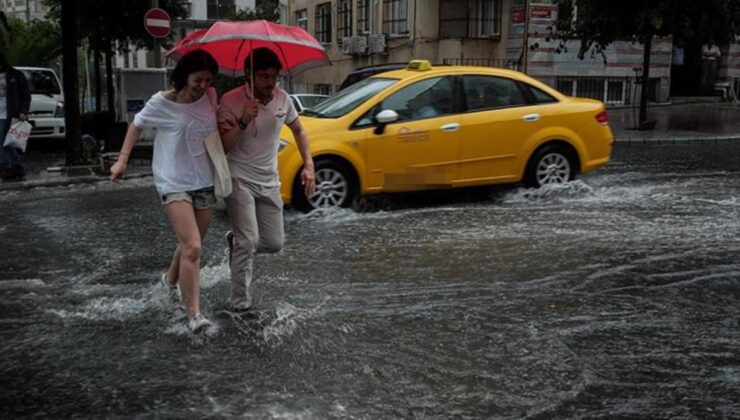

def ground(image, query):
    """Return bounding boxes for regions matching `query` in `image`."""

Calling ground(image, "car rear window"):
[20,70,61,95]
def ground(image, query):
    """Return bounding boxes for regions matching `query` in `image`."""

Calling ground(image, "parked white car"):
[17,67,65,139]
[289,93,329,114]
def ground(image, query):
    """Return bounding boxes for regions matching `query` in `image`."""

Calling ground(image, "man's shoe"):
[225,231,234,264]
[188,313,212,333]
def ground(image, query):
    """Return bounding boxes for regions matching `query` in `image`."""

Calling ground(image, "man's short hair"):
[243,47,283,75]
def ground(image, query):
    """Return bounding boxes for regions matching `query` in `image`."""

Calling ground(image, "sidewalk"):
[609,99,740,144]
[1,100,739,192]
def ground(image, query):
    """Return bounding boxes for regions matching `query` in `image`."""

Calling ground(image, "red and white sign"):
[144,8,171,38]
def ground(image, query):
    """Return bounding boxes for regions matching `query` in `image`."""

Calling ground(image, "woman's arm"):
[110,123,143,181]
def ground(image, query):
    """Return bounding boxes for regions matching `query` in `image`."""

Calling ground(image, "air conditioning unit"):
[341,37,353,55]
[353,35,368,55]
[368,34,387,54]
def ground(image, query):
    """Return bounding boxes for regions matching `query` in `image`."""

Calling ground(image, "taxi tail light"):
[595,110,609,126]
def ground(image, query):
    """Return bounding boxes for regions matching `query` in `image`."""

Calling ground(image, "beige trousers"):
[225,177,284,309]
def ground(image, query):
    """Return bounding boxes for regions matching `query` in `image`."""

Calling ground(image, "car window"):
[291,96,301,110]
[300,96,327,109]
[308,77,397,118]
[463,75,527,111]
[20,69,61,95]
[526,84,559,104]
[379,76,455,122]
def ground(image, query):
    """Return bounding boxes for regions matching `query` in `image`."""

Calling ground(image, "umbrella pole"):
[249,40,257,136]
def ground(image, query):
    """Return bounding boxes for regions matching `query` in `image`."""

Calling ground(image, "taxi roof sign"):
[407,60,432,71]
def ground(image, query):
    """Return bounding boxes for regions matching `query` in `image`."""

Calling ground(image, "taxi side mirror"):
[374,109,399,135]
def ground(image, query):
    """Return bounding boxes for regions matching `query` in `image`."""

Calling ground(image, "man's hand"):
[240,99,259,126]
[301,160,315,198]
[18,113,28,122]
[110,160,127,181]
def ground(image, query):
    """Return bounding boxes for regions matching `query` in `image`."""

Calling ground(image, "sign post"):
[144,7,171,68]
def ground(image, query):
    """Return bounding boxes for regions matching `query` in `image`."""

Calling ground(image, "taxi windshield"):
[304,77,397,118]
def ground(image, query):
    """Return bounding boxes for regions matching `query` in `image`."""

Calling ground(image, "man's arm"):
[288,117,315,198]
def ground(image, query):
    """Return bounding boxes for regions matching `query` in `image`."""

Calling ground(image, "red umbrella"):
[165,20,331,78]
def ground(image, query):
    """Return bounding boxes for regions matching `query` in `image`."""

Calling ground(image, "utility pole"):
[522,0,530,74]
[153,0,162,68]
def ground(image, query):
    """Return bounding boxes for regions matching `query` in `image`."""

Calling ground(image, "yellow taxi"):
[279,60,613,211]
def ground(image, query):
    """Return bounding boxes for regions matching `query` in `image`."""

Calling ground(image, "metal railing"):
[555,77,634,105]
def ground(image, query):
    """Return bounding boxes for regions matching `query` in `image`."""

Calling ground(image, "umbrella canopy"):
[166,20,331,78]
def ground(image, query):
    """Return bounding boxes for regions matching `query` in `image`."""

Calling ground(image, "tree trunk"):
[105,37,114,113]
[639,34,652,128]
[94,24,101,112]
[62,0,82,165]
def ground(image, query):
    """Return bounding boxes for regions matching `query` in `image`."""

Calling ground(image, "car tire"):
[292,158,357,212]
[524,144,577,188]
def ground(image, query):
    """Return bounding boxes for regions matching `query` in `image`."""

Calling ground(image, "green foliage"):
[2,16,61,67]
[43,0,190,51]
[551,0,740,59]
[231,0,280,22]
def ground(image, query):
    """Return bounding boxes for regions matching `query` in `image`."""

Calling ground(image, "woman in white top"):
[110,50,219,333]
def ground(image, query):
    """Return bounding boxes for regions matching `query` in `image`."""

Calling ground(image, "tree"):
[46,0,189,111]
[61,0,82,166]
[46,0,189,163]
[550,0,740,128]
[1,16,61,67]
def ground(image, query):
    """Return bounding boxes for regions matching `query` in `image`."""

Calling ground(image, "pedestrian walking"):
[0,51,30,181]
[217,47,315,312]
[110,49,219,333]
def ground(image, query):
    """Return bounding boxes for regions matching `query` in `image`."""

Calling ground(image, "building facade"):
[0,0,49,22]
[285,0,681,105]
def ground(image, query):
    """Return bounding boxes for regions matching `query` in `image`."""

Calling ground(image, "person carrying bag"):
[0,52,31,181]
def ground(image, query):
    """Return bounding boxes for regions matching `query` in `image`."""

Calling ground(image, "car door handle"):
[440,123,460,132]
[522,113,540,122]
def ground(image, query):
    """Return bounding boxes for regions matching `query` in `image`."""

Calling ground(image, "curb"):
[0,172,152,192]
[613,135,740,145]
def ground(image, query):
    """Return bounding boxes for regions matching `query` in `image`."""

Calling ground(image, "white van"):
[17,67,65,139]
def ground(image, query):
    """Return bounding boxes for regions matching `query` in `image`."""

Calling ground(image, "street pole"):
[522,0,530,74]
[153,0,162,68]
[25,0,30,22]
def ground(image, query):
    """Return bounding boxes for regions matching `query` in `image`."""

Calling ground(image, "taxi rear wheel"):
[293,159,357,212]
[524,144,577,188]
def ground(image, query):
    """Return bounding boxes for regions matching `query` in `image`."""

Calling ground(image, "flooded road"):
[2,143,739,418]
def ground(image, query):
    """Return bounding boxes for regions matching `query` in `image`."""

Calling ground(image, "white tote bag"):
[204,89,232,198]
[4,120,32,152]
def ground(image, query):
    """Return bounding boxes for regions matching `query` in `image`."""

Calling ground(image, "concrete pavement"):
[1,99,739,191]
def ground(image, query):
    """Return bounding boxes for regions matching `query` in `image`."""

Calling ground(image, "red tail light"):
[595,110,609,126]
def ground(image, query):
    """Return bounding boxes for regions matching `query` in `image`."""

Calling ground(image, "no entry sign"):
[144,8,171,38]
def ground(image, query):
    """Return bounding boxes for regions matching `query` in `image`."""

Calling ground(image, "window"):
[19,70,61,95]
[380,77,455,122]
[382,0,408,35]
[207,0,235,20]
[526,85,558,104]
[337,0,352,43]
[463,76,527,111]
[314,83,332,95]
[440,0,502,39]
[295,9,308,30]
[357,0,371,35]
[556,77,629,105]
[315,3,332,44]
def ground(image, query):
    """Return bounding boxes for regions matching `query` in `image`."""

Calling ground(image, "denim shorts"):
[160,187,216,209]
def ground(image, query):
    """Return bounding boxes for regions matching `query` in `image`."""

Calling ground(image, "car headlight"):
[278,138,288,152]
[54,101,64,118]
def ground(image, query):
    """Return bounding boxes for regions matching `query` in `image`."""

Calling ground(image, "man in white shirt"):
[218,47,315,312]
[701,41,722,94]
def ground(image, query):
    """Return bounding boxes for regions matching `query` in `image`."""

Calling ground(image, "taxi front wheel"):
[293,159,358,212]
[524,144,577,188]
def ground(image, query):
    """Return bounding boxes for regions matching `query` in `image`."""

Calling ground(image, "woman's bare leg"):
[164,202,211,318]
